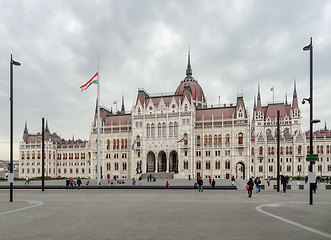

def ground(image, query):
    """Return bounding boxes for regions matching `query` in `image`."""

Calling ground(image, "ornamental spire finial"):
[186,45,192,78]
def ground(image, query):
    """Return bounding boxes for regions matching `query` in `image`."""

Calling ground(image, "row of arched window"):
[21,151,55,160]
[147,122,178,137]
[252,145,331,156]
[106,162,127,171]
[107,139,128,149]
[196,133,243,147]
[195,160,230,170]
[57,152,90,160]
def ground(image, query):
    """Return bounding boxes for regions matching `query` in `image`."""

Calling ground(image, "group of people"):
[246,176,262,197]
[66,177,82,191]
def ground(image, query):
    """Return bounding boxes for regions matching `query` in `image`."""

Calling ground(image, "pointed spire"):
[257,83,261,101]
[293,81,297,99]
[186,45,192,78]
[121,95,125,112]
[253,96,256,111]
[325,122,327,131]
[24,121,28,134]
[285,92,288,105]
[95,98,98,113]
[72,135,75,142]
[110,106,113,115]
[45,120,49,132]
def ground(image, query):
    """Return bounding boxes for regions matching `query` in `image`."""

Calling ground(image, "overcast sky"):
[1,0,330,161]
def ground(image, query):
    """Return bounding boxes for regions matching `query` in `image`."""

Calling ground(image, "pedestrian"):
[305,175,308,183]
[198,177,203,192]
[166,181,169,189]
[25,176,29,185]
[317,175,321,184]
[254,177,261,193]
[139,175,142,186]
[326,176,329,184]
[281,175,288,193]
[247,178,254,197]
[132,177,136,186]
[66,178,70,189]
[267,177,270,187]
[77,177,82,191]
[69,177,74,190]
[231,176,235,186]
[209,177,212,185]
[212,179,216,188]
[296,176,300,185]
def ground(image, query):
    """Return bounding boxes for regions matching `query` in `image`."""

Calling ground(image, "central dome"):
[175,49,205,103]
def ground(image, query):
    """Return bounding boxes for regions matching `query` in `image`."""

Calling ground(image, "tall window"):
[226,134,230,146]
[174,122,178,135]
[251,148,254,155]
[238,133,243,145]
[151,123,155,137]
[197,136,201,146]
[115,162,119,170]
[218,135,222,145]
[162,123,166,136]
[298,145,302,154]
[259,147,263,155]
[107,139,110,149]
[196,161,201,169]
[208,135,212,145]
[215,161,220,169]
[225,161,230,169]
[147,124,150,137]
[169,123,173,136]
[158,123,161,136]
[259,165,263,172]
[184,161,188,169]
[206,161,210,169]
[204,135,208,145]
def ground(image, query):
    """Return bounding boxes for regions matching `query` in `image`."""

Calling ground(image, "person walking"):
[281,175,288,193]
[209,177,212,185]
[254,177,261,193]
[139,176,142,186]
[198,177,203,192]
[165,181,169,189]
[267,177,270,187]
[296,176,300,185]
[69,177,74,190]
[247,178,254,197]
[77,177,82,191]
[231,176,235,186]
[212,179,216,189]
[66,178,70,189]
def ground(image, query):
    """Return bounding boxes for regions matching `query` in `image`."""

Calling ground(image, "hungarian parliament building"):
[19,53,331,180]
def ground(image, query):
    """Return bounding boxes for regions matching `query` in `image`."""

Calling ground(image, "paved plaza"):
[0,182,330,240]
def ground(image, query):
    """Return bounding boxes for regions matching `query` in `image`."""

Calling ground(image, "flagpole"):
[97,55,101,185]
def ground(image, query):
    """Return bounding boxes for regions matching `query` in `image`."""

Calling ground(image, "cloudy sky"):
[1,0,330,161]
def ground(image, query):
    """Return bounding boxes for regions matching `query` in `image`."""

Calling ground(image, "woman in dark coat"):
[247,178,254,197]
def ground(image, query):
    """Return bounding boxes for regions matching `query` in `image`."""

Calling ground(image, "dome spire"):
[186,45,192,78]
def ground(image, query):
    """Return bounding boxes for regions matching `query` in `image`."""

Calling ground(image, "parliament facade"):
[19,53,331,180]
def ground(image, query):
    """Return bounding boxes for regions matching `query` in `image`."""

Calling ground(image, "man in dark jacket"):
[247,178,254,197]
[281,175,288,193]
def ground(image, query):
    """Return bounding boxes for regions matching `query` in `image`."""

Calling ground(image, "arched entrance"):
[236,162,245,179]
[158,151,167,172]
[169,151,178,173]
[147,151,155,172]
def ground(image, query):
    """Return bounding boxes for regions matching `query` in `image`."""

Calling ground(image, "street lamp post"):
[10,54,21,202]
[303,37,320,205]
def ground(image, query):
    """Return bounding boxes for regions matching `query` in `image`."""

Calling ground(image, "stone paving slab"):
[0,189,330,240]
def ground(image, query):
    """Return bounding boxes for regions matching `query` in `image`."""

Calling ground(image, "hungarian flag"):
[80,72,98,92]
[113,101,117,104]
[270,87,274,91]
[177,138,184,143]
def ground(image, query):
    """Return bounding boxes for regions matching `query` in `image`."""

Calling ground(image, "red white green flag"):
[80,72,98,92]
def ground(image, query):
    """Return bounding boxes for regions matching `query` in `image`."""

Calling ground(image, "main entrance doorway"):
[236,162,245,179]
[147,151,155,172]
